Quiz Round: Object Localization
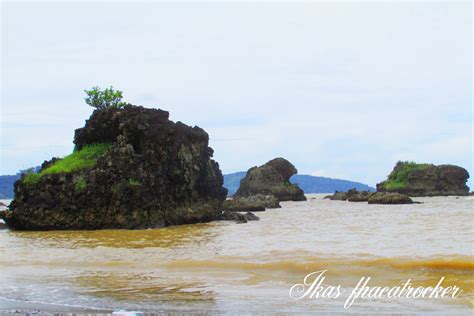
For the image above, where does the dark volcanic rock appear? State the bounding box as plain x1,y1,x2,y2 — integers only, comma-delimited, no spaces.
347,191,372,202
377,162,470,197
219,210,260,223
235,158,306,201
1,105,227,230
368,192,413,204
324,189,413,205
0,222,6,230
324,191,348,200
324,189,372,202
222,199,265,213
222,194,280,212
242,194,281,208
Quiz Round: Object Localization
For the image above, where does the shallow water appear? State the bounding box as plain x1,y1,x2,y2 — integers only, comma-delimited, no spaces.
0,195,472,313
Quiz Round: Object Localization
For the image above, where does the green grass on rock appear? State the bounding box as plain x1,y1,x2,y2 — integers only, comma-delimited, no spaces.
23,143,111,185
383,161,431,190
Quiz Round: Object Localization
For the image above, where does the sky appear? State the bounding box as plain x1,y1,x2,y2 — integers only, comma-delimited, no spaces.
1,1,472,188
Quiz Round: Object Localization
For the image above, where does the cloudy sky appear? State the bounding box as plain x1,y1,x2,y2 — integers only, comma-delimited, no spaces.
1,2,472,188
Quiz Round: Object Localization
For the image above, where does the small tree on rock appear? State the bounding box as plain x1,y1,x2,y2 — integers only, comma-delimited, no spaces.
84,86,126,110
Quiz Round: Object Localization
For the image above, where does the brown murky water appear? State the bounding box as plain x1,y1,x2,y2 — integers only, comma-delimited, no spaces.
0,195,472,313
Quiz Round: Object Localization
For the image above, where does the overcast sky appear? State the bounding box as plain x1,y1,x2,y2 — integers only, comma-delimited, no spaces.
1,2,472,188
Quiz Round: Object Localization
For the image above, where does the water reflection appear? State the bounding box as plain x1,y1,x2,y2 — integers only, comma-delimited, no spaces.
8,222,221,249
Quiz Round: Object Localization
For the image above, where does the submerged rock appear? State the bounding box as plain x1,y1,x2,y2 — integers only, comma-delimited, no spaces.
235,158,306,201
368,192,413,204
219,210,260,223
324,189,413,205
1,105,227,230
377,161,470,196
324,188,372,202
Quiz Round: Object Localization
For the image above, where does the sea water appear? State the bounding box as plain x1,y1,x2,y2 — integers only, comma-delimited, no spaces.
0,195,472,313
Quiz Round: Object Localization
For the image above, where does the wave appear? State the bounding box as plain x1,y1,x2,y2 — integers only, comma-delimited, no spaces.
163,256,474,274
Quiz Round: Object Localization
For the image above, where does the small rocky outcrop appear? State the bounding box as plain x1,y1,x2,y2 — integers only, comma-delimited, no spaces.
324,189,413,204
324,189,372,202
0,222,6,230
1,105,227,230
348,190,373,202
235,158,306,201
219,210,260,224
222,194,280,212
324,191,348,201
368,192,413,204
223,199,265,212
377,161,470,196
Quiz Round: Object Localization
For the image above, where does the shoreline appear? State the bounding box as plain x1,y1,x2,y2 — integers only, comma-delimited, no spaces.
0,298,112,314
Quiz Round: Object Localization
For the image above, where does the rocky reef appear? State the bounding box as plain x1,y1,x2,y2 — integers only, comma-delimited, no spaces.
1,105,227,230
324,189,414,204
219,210,260,224
377,161,470,196
235,158,306,202
222,194,280,212
367,192,413,205
324,189,372,202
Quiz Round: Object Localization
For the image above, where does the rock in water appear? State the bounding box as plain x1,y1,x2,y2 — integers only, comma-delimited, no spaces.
222,194,281,212
324,189,415,205
219,210,260,223
222,199,265,213
1,105,227,230
377,161,470,196
235,158,306,201
368,192,413,204
324,188,372,202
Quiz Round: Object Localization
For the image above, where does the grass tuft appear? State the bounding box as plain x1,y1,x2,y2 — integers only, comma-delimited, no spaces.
42,143,111,175
23,172,41,186
22,143,111,186
128,178,141,186
75,177,87,192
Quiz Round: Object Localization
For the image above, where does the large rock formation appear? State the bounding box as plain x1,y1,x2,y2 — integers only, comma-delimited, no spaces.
235,158,306,201
377,161,470,196
1,105,227,230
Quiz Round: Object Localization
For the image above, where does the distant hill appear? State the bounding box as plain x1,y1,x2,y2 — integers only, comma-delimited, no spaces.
0,167,40,199
224,172,374,196
0,174,19,199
